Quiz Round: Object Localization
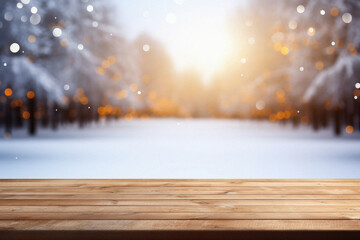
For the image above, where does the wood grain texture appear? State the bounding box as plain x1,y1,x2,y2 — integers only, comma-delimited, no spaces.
3,194,360,200
0,179,360,235
1,220,360,231
1,186,360,194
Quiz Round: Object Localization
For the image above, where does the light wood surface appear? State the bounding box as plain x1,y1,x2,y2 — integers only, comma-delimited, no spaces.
1,179,360,232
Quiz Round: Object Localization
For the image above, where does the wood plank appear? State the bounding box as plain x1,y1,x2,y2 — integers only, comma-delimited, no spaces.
1,212,360,220
0,199,359,206
2,194,360,200
1,186,360,194
2,179,360,182
1,205,360,213
1,179,360,236
2,180,360,187
1,220,360,231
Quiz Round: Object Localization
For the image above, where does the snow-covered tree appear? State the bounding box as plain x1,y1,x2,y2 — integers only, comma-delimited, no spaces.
264,0,360,134
215,0,360,134
0,0,139,134
0,0,66,134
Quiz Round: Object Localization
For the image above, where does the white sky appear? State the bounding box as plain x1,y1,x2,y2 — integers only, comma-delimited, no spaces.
113,0,243,80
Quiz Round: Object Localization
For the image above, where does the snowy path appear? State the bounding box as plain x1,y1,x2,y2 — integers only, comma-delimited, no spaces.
0,119,359,178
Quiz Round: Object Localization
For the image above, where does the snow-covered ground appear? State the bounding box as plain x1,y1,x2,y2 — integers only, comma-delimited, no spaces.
0,119,359,178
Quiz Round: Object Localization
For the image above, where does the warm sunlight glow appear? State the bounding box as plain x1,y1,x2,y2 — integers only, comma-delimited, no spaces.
170,22,232,81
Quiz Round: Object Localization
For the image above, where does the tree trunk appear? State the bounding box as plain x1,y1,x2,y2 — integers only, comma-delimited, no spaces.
343,103,354,127
51,103,60,130
28,96,37,135
41,98,49,128
68,99,77,124
319,107,328,128
15,105,23,128
4,99,12,136
310,104,319,131
333,107,341,136
0,103,3,127
78,103,85,128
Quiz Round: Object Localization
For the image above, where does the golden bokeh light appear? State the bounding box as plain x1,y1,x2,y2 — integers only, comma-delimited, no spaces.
345,125,354,134
80,96,88,105
102,60,111,68
315,61,324,70
4,88,13,97
22,111,30,119
280,46,289,55
116,90,128,99
330,7,339,17
27,91,35,99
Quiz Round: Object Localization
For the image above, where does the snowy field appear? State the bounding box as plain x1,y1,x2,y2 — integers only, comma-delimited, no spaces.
0,119,359,178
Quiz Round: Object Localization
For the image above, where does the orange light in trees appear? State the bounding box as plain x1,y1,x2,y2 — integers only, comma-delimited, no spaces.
269,114,277,122
27,91,35,99
280,46,289,55
116,90,128,99
104,105,113,114
4,88,12,97
330,8,339,17
276,112,285,120
22,111,30,119
346,125,354,134
124,113,134,121
315,61,324,70
97,107,106,116
102,60,111,68
80,96,88,105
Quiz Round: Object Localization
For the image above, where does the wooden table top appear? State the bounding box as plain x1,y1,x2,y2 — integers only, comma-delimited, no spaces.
0,179,360,239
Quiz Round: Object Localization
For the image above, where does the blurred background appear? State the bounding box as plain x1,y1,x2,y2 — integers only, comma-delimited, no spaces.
0,0,359,137
1,0,360,178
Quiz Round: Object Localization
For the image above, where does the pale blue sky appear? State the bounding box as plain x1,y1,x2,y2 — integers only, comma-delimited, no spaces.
114,0,242,39
113,0,244,79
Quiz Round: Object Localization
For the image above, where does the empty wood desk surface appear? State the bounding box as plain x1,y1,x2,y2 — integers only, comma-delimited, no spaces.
0,179,360,239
